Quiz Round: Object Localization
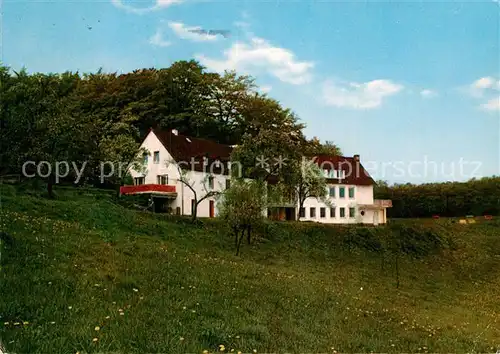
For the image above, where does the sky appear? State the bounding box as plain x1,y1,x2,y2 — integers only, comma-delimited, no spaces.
2,0,500,184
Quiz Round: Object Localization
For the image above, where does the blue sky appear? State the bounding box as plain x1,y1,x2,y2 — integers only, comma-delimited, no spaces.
3,0,499,184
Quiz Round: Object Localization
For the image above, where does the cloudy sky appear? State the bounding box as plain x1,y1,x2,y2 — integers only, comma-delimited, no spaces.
3,0,499,183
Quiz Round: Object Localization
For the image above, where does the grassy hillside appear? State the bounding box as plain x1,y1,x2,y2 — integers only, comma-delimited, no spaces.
1,185,499,353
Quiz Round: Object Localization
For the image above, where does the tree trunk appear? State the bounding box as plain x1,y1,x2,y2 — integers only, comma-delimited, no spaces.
191,203,198,223
236,229,244,256
246,225,251,244
47,176,55,199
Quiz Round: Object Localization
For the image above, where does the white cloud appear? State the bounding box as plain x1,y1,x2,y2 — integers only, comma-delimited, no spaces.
468,76,500,111
469,76,500,97
111,0,182,14
420,89,438,98
168,22,219,42
196,37,314,85
322,79,404,109
149,29,172,47
480,96,500,112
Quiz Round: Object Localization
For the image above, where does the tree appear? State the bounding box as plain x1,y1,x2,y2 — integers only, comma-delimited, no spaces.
308,137,342,156
290,157,331,220
218,179,267,256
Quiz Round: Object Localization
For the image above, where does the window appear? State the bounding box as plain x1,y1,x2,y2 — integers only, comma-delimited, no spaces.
339,186,345,198
349,207,356,218
323,169,329,177
299,208,305,218
328,169,336,178
329,186,336,197
225,178,231,189
157,175,168,185
340,207,346,218
208,176,214,190
310,207,316,218
330,207,336,218
153,151,160,164
320,207,326,218
348,187,355,198
134,177,144,185
142,153,148,164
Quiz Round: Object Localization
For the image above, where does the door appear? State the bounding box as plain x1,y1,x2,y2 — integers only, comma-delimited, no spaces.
373,210,379,226
209,200,215,218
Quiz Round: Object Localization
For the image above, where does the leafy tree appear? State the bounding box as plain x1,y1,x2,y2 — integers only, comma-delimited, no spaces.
218,179,267,255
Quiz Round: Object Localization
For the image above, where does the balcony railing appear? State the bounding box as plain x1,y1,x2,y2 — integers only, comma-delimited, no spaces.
373,199,392,207
120,184,176,196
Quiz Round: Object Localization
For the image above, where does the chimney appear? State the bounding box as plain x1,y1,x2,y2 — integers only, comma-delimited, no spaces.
353,154,360,162
171,129,178,136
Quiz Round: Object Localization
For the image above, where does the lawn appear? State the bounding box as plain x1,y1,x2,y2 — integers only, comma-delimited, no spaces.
0,184,499,353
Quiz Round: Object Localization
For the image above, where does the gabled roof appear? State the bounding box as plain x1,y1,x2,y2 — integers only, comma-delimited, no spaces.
151,129,233,174
313,154,375,186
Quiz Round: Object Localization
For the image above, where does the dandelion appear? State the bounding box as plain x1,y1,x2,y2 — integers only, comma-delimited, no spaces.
92,338,98,342
235,335,240,339
253,350,257,353
191,310,196,313
183,306,187,310
68,306,72,310
51,321,55,324
14,322,20,326
219,344,225,351
4,322,8,325
120,313,124,316
23,321,29,325
95,326,100,331
133,288,139,292
203,351,209,354
105,316,110,319
118,309,123,312
180,337,184,341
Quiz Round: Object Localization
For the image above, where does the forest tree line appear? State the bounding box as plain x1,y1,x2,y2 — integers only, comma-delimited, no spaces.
374,177,500,218
0,60,340,196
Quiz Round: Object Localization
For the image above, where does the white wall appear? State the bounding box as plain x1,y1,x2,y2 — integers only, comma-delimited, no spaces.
300,184,375,224
129,131,231,217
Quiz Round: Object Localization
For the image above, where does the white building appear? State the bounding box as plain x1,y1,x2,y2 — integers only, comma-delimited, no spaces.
294,155,391,225
124,129,391,224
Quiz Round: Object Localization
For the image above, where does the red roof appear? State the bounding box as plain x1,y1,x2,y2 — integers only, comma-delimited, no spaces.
150,130,374,185
312,155,375,186
152,129,233,175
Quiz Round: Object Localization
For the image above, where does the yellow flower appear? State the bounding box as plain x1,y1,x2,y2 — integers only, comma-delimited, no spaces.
14,322,20,325
95,326,100,331
23,321,29,325
219,344,225,352
180,337,184,341
3,322,9,325
92,338,98,342
203,351,209,354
